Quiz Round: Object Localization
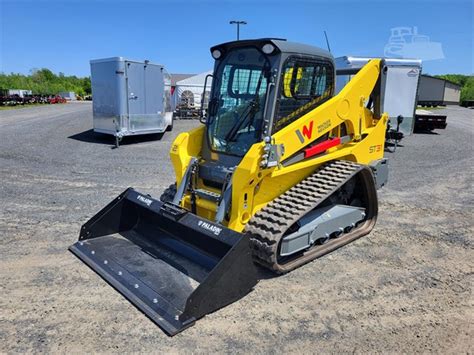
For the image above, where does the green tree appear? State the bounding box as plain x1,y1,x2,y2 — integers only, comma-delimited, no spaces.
460,76,474,101
0,68,91,96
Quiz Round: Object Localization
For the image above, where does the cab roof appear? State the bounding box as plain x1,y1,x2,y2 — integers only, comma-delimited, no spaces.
211,38,333,60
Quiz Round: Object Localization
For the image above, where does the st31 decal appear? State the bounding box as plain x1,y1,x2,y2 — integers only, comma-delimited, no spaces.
369,144,382,153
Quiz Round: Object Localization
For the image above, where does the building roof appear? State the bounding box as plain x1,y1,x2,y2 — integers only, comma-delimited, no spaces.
421,74,462,88
175,71,213,87
170,73,195,86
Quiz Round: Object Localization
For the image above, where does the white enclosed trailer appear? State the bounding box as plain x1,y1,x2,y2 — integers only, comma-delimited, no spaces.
90,57,173,146
336,56,422,137
8,89,32,97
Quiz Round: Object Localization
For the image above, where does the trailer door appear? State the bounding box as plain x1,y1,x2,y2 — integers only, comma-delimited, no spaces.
144,64,164,114
384,66,420,136
126,61,146,132
126,61,165,132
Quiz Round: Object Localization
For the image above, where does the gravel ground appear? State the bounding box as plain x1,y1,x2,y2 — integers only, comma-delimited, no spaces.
1,102,472,353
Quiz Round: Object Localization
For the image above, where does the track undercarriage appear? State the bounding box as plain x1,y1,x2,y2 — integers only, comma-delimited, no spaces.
245,160,378,273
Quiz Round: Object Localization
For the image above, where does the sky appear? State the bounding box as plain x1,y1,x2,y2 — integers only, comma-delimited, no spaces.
1,0,472,77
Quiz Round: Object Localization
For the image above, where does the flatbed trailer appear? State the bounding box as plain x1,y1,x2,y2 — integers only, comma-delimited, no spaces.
414,109,447,131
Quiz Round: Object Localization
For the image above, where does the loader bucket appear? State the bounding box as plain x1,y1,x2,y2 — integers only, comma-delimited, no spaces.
69,188,258,335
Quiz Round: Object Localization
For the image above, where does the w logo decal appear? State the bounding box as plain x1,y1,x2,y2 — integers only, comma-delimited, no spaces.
295,121,314,143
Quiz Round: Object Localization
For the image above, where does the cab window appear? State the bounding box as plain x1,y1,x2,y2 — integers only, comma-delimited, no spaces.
274,57,333,132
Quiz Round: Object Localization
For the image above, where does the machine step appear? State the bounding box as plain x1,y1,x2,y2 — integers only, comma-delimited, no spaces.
195,188,221,202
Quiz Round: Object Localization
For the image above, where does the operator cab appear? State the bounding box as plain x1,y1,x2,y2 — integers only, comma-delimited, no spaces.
200,38,335,188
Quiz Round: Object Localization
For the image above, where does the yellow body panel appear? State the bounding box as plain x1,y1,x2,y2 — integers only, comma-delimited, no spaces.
170,59,388,233
170,125,205,186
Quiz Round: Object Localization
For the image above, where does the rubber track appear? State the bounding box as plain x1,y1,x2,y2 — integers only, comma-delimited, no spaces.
245,160,366,273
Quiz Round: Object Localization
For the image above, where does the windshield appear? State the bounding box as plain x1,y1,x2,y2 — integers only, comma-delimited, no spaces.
207,47,270,156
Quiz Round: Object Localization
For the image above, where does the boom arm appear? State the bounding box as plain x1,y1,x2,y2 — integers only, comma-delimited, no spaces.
227,59,388,231
273,59,385,161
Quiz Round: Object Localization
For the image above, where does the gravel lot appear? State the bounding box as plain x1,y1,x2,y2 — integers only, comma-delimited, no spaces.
1,102,472,353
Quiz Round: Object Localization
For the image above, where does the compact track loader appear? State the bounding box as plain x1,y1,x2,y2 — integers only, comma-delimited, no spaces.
70,39,389,335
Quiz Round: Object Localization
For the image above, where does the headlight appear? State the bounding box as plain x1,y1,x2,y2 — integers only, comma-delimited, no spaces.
212,49,222,59
262,43,275,54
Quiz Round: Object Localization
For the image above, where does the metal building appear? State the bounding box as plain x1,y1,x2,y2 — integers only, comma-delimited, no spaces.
90,57,173,146
417,75,461,106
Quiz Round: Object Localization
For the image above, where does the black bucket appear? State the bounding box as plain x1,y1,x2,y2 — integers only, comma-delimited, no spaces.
69,188,258,335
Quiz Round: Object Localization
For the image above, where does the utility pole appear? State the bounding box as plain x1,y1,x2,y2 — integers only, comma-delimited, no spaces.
229,20,247,40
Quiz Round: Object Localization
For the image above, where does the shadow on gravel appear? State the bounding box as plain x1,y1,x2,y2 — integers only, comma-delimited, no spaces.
68,129,165,147
384,142,404,153
254,265,281,280
414,130,440,135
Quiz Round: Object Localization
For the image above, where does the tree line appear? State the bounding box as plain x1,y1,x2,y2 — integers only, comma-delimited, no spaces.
0,69,91,97
0,68,472,101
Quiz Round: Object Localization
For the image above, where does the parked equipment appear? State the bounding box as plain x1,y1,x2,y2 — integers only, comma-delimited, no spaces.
90,57,173,147
59,91,77,101
48,95,67,104
4,89,32,97
461,100,474,108
415,109,447,131
172,71,213,119
71,39,391,335
0,92,65,106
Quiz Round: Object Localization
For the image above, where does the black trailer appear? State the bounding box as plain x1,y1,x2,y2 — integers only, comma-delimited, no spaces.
414,109,447,131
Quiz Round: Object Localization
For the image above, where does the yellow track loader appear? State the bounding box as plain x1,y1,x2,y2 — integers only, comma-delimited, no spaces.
70,38,389,335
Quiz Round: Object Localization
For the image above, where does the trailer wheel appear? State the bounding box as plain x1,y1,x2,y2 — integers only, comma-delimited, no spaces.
166,119,173,132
